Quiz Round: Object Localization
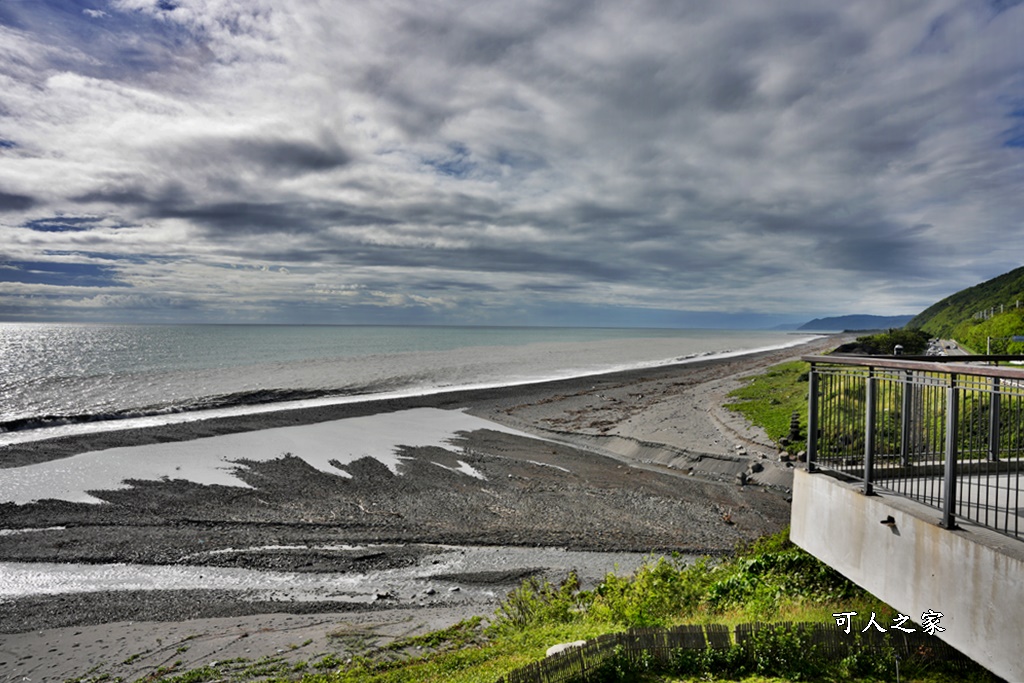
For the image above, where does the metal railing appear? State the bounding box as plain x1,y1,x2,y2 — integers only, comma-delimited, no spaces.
804,355,1024,539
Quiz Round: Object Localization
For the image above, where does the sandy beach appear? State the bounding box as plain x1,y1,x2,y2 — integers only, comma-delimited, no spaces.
0,335,844,682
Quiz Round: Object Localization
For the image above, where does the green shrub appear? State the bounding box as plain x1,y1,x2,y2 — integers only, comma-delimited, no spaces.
592,556,712,628
853,328,932,355
488,571,588,635
745,624,827,680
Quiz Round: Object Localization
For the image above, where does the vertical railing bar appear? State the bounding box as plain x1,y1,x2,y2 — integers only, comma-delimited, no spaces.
964,381,973,524
922,380,930,504
832,370,839,468
807,364,819,474
1016,401,1021,538
915,379,923,503
840,370,847,467
910,375,921,502
972,379,978,511
922,381,930,505
829,370,836,468
820,371,827,468
989,377,1001,462
989,378,1001,532
1012,389,1020,537
933,379,940,506
847,368,856,471
1011,389,1019,540
826,369,833,469
836,369,843,468
902,371,911,496
935,378,944,509
982,382,991,528
941,373,958,529
864,368,876,496
975,383,984,526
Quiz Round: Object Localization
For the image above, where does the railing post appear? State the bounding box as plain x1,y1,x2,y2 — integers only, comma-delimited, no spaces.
807,364,819,473
900,370,913,467
863,368,876,496
941,374,958,529
989,377,1001,462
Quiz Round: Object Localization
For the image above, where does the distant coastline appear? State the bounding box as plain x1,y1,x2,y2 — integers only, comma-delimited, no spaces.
0,325,820,447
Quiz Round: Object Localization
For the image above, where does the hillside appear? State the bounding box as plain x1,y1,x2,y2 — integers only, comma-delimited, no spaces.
908,265,1024,338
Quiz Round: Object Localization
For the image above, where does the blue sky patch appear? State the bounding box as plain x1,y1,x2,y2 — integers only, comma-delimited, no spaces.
1003,112,1024,148
989,0,1024,15
23,217,104,232
424,143,475,179
0,0,202,83
0,260,128,288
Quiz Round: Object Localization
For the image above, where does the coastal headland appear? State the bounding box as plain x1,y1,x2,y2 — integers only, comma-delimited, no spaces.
0,334,846,682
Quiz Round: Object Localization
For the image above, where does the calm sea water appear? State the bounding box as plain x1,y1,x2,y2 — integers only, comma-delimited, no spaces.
0,324,815,442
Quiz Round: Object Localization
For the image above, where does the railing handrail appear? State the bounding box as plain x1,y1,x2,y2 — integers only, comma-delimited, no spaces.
805,356,1024,539
802,355,1024,381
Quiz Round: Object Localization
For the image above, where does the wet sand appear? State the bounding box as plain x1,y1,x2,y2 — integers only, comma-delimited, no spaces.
0,334,845,682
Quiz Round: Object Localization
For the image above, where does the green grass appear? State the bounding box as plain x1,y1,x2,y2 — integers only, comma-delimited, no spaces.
726,361,810,450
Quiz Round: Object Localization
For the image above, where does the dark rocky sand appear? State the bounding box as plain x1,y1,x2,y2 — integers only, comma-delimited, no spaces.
0,335,845,682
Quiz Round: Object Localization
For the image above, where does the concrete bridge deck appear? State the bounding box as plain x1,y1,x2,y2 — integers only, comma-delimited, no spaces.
791,468,1024,681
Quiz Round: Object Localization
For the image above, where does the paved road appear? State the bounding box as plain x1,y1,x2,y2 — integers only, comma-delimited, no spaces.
936,339,968,356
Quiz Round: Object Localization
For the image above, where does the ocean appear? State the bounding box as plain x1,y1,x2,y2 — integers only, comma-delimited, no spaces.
0,323,815,445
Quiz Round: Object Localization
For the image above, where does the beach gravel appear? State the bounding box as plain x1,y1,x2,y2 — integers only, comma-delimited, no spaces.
0,335,846,682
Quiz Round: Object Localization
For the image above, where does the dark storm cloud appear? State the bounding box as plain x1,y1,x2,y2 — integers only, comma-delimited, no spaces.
0,191,37,212
230,138,352,173
167,136,354,177
152,199,395,235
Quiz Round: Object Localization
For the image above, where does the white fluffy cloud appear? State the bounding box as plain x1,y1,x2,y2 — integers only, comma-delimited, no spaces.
1,0,1023,325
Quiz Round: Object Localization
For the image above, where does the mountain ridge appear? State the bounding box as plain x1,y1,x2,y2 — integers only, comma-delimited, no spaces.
796,314,914,331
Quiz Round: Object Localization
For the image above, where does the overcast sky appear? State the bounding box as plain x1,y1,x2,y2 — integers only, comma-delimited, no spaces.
1,0,1022,328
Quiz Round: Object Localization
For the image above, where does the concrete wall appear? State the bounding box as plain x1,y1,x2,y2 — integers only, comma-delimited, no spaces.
790,468,1024,682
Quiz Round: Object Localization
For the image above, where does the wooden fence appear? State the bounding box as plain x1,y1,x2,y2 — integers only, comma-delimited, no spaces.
495,622,970,683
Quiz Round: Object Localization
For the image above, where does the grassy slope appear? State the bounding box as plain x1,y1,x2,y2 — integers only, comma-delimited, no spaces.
725,360,809,452
909,265,1024,338
953,308,1024,354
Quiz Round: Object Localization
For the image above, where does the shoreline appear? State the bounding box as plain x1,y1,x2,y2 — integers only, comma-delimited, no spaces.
0,334,829,469
0,334,847,682
0,332,823,451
